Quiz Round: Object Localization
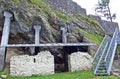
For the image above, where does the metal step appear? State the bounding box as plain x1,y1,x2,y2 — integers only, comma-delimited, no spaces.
96,70,107,73
98,67,106,70
95,73,108,76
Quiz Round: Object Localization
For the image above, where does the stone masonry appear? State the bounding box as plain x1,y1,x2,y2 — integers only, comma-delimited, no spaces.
68,52,93,72
10,51,54,76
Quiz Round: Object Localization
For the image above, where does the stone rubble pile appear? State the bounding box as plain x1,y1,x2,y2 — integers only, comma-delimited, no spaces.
68,52,93,72
10,51,54,76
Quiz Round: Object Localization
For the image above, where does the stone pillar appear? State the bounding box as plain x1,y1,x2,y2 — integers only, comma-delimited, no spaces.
33,25,41,55
0,11,13,70
33,25,41,45
61,27,67,43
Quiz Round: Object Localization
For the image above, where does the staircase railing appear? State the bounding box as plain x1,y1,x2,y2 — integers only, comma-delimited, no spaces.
94,42,108,74
93,35,111,68
104,28,119,75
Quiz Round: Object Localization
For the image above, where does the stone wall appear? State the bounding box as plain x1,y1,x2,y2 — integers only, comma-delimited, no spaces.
44,0,86,15
10,51,54,76
68,52,93,72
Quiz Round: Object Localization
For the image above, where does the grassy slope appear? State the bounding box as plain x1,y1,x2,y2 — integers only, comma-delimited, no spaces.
77,27,103,45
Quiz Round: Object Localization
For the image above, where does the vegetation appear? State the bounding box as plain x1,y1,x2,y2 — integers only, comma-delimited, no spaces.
0,69,119,79
29,0,51,10
29,0,51,19
12,0,106,46
12,0,20,5
75,14,105,45
117,45,120,55
75,14,106,34
53,10,72,22
95,0,116,22
77,27,103,45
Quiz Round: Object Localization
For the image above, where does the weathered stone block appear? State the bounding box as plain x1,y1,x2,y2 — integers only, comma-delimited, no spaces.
10,51,54,76
68,52,93,72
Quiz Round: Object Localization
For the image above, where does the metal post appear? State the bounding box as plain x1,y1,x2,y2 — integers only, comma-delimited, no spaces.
33,25,41,55
61,27,67,43
0,11,13,70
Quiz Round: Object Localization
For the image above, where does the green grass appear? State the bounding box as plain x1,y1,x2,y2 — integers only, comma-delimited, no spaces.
0,69,119,79
117,45,120,55
75,14,106,34
77,27,103,45
29,0,51,19
29,0,51,10
53,10,72,22
12,0,20,5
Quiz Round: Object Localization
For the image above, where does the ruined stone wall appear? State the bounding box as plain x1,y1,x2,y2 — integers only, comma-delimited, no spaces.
44,0,86,15
68,52,93,72
10,51,54,76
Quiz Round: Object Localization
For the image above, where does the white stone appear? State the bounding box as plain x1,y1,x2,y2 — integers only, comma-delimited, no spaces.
1,75,7,78
68,52,93,72
10,51,54,76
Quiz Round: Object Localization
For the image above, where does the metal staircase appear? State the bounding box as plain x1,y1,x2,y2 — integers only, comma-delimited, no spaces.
93,28,119,76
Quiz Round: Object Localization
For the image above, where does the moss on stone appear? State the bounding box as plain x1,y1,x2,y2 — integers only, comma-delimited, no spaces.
75,14,106,34
29,0,51,10
12,0,20,5
117,46,120,55
76,27,103,45
29,0,51,19
53,10,72,22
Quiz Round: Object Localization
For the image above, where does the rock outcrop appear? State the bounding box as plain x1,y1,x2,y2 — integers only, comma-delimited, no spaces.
89,15,119,35
44,0,86,15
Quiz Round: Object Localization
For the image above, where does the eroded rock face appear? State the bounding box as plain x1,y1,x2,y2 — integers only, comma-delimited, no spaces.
68,52,93,72
44,0,86,15
10,51,54,76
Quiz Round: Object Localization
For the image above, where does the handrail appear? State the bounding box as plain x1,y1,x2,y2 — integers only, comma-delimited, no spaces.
104,28,118,61
93,35,107,61
94,42,108,74
107,42,117,75
92,35,110,67
105,28,119,75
